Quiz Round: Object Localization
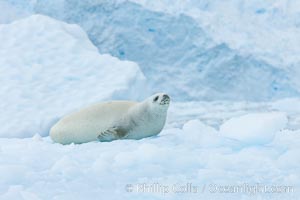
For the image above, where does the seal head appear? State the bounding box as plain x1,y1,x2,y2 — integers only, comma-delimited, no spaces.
98,93,170,141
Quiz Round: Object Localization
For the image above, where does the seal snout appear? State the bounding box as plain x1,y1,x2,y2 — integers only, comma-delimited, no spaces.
161,94,170,105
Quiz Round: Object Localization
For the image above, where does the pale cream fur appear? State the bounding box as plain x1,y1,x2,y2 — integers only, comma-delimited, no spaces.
50,93,170,144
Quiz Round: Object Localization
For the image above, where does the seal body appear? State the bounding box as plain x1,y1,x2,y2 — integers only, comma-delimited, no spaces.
50,93,170,144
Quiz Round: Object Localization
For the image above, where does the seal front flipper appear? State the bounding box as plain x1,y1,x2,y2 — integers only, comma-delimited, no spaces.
97,126,128,142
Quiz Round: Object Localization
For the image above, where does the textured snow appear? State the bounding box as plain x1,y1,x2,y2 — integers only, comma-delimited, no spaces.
132,0,300,67
130,0,300,98
0,101,299,200
0,14,146,138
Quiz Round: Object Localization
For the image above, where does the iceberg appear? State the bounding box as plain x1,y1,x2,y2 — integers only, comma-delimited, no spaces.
0,14,146,138
3,0,299,100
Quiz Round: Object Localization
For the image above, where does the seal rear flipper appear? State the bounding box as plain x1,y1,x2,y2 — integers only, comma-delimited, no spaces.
97,126,128,142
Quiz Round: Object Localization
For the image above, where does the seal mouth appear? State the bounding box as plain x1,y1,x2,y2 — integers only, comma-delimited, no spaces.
160,94,170,105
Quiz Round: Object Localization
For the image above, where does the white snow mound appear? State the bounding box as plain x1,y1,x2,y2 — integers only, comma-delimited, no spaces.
220,112,288,144
0,14,146,138
181,119,221,147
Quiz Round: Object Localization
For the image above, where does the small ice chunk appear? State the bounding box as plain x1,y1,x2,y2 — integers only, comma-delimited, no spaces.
220,112,287,145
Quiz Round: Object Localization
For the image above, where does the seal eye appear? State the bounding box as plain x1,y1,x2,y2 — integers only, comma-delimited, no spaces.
153,96,159,102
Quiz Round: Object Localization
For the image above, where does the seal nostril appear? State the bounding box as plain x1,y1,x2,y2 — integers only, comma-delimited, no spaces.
162,94,169,99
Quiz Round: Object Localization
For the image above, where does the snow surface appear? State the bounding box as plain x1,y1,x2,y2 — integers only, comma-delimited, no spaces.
220,112,287,145
0,101,299,200
0,14,146,138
